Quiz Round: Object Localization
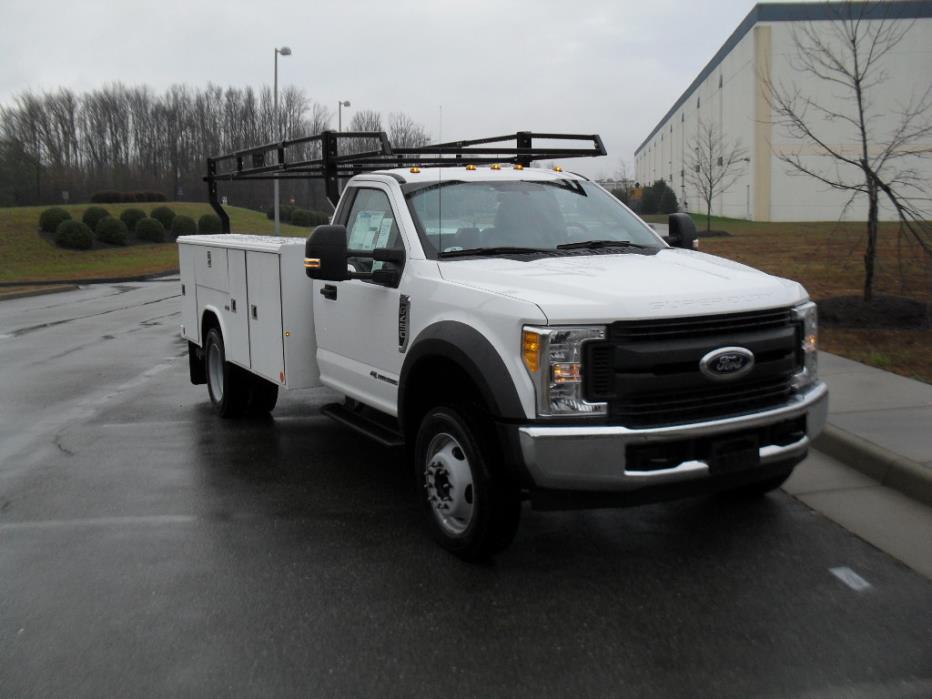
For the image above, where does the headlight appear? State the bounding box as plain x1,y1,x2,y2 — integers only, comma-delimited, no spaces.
522,325,607,417
791,301,818,390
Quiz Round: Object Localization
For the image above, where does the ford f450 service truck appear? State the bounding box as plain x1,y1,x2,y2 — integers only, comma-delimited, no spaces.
179,131,827,559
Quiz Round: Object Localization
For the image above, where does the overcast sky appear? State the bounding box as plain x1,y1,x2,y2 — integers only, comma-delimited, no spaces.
0,0,819,177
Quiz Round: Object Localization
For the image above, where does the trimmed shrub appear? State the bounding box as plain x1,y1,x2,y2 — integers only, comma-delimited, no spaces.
91,190,167,203
54,220,94,250
120,208,146,231
39,207,72,233
170,214,197,239
91,191,120,203
95,216,129,246
290,208,313,227
150,206,176,230
266,205,298,223
135,217,166,243
197,213,222,233
308,210,330,226
82,206,111,231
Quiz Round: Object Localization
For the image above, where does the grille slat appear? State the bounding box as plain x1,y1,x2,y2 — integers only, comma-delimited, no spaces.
611,308,793,341
613,377,793,421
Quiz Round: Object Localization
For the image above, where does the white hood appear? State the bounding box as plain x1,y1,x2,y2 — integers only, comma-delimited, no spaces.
438,249,807,324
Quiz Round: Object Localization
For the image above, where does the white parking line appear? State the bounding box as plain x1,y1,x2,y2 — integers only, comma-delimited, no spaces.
830,566,872,591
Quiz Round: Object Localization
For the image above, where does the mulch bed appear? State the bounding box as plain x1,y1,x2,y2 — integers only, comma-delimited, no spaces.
818,294,930,330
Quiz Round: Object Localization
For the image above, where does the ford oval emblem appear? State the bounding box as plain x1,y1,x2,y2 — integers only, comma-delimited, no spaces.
699,346,755,381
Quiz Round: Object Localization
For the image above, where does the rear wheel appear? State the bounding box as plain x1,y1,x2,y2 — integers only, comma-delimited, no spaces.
204,327,247,418
247,376,279,415
415,405,521,559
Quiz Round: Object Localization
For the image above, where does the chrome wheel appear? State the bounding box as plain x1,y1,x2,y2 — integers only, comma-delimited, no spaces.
424,432,475,536
207,341,224,402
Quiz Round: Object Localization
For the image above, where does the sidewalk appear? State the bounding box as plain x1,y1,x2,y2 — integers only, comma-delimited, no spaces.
815,352,932,505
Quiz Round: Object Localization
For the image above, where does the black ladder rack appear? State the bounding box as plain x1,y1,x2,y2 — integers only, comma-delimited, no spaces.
205,130,606,232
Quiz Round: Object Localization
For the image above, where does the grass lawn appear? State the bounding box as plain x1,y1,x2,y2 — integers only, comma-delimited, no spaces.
645,212,932,383
0,202,310,283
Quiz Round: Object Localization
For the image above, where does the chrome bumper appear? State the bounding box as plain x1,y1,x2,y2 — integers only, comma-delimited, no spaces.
517,382,828,491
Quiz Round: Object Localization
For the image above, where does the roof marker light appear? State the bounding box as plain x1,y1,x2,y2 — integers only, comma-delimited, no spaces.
514,164,525,170
490,163,501,170
553,165,563,172
465,164,477,171
409,166,421,173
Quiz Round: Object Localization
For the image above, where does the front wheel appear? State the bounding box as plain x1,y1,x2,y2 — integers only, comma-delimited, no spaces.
415,405,521,560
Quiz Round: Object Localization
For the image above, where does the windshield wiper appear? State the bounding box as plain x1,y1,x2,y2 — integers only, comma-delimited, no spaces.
439,246,550,258
556,239,652,250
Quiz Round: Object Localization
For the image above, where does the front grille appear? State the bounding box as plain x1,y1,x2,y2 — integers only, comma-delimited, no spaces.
584,306,800,428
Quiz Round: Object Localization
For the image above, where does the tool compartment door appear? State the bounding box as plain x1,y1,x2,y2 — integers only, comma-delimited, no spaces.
246,251,285,384
178,243,198,343
225,249,250,366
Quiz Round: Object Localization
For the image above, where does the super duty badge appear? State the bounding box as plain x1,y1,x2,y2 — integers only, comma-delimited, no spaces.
398,295,410,353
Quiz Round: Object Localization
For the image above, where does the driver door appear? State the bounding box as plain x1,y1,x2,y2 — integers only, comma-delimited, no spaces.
313,185,408,416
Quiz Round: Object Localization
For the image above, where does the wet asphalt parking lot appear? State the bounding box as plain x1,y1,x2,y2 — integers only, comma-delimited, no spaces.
0,280,930,697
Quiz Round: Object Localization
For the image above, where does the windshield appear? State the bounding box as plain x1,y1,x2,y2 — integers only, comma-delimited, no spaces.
404,178,663,258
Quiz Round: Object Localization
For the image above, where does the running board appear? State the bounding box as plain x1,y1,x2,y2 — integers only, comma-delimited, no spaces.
321,403,406,448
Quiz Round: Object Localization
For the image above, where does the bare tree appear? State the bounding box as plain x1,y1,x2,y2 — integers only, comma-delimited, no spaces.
345,109,383,154
686,119,747,231
387,112,430,148
611,157,635,205
764,1,932,302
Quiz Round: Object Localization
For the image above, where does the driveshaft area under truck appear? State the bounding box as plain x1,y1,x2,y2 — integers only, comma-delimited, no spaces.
178,131,827,558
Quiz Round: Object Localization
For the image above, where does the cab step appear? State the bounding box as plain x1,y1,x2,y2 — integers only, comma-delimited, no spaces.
321,402,405,448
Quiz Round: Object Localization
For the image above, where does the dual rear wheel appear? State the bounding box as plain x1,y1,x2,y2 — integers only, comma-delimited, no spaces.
204,327,278,418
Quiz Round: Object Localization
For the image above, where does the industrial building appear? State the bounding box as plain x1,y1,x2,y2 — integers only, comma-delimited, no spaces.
634,1,932,221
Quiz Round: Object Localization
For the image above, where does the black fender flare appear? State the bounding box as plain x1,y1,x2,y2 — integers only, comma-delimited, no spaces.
398,321,525,433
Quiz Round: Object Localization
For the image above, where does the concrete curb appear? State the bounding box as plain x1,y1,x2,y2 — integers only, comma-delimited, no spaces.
0,285,79,301
0,270,179,288
814,424,932,507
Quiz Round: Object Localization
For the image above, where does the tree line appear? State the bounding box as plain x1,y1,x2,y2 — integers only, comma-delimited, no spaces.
0,83,430,211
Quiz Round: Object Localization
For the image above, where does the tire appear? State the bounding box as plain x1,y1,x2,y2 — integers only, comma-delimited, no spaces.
415,405,521,560
246,376,279,415
204,327,247,418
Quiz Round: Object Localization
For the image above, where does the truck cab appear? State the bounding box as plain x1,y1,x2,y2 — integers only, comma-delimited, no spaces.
180,131,827,559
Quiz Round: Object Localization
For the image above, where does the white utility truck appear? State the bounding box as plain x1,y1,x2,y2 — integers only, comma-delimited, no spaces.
179,131,827,558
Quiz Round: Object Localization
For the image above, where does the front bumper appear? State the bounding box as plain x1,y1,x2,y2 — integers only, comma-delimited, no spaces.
517,381,828,492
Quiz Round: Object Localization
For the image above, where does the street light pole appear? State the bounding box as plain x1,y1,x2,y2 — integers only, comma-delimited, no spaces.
273,46,292,236
338,100,351,131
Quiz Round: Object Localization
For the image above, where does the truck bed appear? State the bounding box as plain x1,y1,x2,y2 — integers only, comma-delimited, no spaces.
177,234,320,390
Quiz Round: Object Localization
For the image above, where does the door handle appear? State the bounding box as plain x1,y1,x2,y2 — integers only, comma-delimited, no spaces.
320,284,338,300
251,304,258,319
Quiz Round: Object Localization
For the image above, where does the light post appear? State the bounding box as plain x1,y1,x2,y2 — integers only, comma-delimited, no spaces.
273,45,292,235
338,100,351,131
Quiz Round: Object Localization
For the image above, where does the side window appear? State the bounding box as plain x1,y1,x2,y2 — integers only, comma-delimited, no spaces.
343,188,403,252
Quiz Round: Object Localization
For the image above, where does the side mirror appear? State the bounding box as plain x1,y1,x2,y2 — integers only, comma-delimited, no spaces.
666,213,698,250
305,225,349,281
370,247,405,288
